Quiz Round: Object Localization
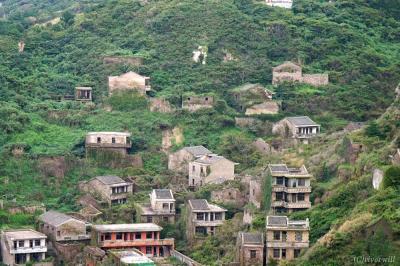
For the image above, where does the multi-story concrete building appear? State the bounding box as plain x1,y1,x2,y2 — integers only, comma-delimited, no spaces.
85,132,132,156
168,146,213,173
186,199,226,241
272,116,320,144
266,216,309,261
80,175,133,205
0,229,47,265
188,155,236,188
108,71,151,96
267,164,312,214
38,210,91,242
236,232,264,266
137,189,176,224
91,223,174,258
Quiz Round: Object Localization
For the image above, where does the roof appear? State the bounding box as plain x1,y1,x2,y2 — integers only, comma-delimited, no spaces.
194,154,234,165
188,199,227,212
273,61,301,71
268,164,310,177
94,175,128,185
75,87,92,90
286,116,319,127
86,132,131,137
92,223,162,233
154,189,174,200
39,210,83,227
110,249,155,265
84,246,106,257
268,164,289,173
110,71,149,79
183,146,212,157
2,229,46,240
267,216,288,226
239,232,264,245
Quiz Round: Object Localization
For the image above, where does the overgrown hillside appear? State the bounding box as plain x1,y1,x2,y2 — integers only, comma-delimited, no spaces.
0,0,399,265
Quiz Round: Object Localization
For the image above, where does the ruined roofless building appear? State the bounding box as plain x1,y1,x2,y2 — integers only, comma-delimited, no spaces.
182,95,214,112
272,61,329,87
267,164,312,214
266,216,310,261
236,232,264,266
108,71,151,96
85,132,131,156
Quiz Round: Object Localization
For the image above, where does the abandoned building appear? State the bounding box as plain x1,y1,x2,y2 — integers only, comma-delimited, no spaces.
108,249,155,266
266,216,310,261
108,71,151,96
272,61,329,86
188,154,237,188
38,210,91,242
0,229,47,265
344,122,365,132
91,223,174,257
137,189,176,224
249,178,262,209
210,187,246,207
149,98,174,113
103,56,143,66
75,87,92,102
231,83,279,115
266,0,293,8
363,217,393,241
182,95,214,112
85,132,132,156
168,145,213,173
186,199,226,241
253,138,273,155
236,232,264,266
272,116,320,144
267,164,312,213
83,246,106,266
80,175,133,205
391,149,400,165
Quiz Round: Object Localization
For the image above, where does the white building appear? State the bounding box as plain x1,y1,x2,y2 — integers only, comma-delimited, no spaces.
266,0,293,9
0,229,47,265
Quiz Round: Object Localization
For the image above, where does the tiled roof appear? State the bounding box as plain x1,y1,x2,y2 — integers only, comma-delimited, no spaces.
286,116,319,127
183,146,212,157
269,164,289,173
189,199,210,210
95,175,127,185
39,210,79,227
267,216,288,226
240,232,263,244
194,155,226,165
154,189,174,199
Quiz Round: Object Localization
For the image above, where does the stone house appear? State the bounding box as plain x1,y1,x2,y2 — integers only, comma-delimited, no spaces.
108,71,151,96
0,229,47,265
252,138,273,155
149,98,173,113
210,187,246,207
391,149,400,165
266,216,309,261
266,0,293,9
363,217,393,240
168,145,213,173
272,61,328,86
188,154,237,188
38,210,91,242
80,175,133,205
75,87,92,102
103,56,143,66
91,223,174,257
186,199,226,242
83,246,106,266
137,189,176,224
267,164,312,214
182,95,214,112
272,116,320,144
231,83,279,115
236,232,264,266
85,132,131,156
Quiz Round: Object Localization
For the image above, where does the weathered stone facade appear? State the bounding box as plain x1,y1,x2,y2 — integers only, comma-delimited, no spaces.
211,187,246,207
149,98,174,113
168,146,212,173
182,95,214,112
236,232,264,266
108,71,151,96
272,61,328,86
85,132,131,156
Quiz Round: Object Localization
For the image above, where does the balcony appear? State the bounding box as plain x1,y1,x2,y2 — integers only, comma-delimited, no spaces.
271,201,288,208
272,186,311,193
10,246,47,254
99,238,174,248
194,219,224,227
266,241,309,249
86,142,131,149
287,202,311,209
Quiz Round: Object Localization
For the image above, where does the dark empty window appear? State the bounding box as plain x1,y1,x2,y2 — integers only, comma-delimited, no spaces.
273,231,280,240
250,250,257,258
298,179,305,186
273,249,280,258
97,137,101,143
277,177,284,185
111,137,116,144
146,232,153,239
104,233,111,240
282,249,286,259
135,233,142,239
146,246,152,254
294,249,301,258
205,97,208,101
116,233,123,240
215,213,222,220
163,216,169,222
298,193,305,201
197,213,204,220
276,192,284,201
147,216,153,223
295,231,302,241
187,97,191,101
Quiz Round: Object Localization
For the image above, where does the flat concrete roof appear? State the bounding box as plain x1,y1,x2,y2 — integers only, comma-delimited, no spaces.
92,223,162,233
87,132,131,136
3,229,46,240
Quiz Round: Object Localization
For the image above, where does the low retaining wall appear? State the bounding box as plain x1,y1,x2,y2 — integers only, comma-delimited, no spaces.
171,250,203,266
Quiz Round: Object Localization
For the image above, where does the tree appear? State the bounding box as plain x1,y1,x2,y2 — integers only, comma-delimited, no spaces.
383,166,400,190
61,11,75,26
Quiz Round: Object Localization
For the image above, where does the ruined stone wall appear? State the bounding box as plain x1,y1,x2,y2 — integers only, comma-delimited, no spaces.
182,96,214,111
272,71,302,85
302,74,329,86
168,149,194,173
149,98,173,113
103,56,143,66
